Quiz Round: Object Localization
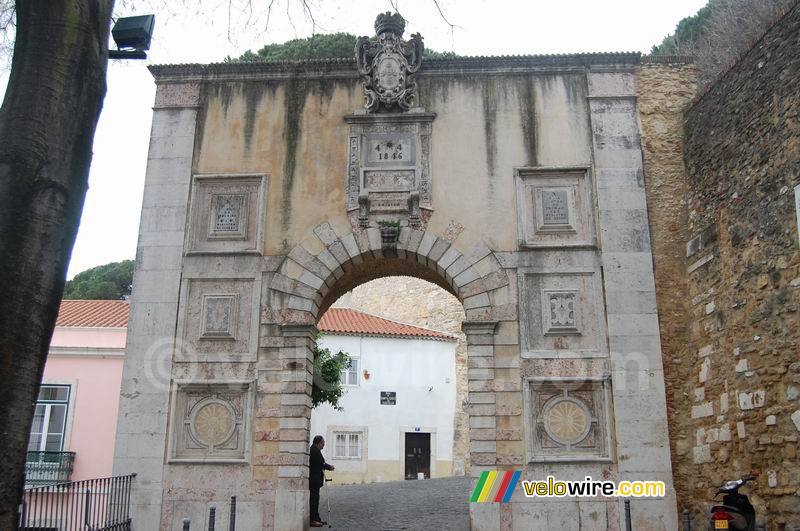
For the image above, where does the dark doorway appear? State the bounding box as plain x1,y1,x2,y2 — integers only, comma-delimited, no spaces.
404,432,431,480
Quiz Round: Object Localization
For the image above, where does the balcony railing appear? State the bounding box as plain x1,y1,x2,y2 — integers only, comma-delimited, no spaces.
25,451,75,487
18,474,136,531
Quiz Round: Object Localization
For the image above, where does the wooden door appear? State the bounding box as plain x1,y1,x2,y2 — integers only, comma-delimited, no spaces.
404,432,431,479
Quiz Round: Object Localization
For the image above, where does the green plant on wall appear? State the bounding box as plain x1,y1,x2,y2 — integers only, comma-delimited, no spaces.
377,219,401,228
311,335,352,411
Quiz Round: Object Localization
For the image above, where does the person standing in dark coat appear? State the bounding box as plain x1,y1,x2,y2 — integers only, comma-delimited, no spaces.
309,435,334,527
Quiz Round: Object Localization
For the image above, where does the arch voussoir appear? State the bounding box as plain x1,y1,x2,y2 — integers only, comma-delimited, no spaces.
339,233,362,264
288,245,333,286
315,248,343,281
459,269,510,300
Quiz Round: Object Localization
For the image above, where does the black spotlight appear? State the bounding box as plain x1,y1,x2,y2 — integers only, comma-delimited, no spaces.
109,15,155,60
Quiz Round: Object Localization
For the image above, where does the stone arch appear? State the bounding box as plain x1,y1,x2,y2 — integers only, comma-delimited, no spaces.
262,221,515,529
266,221,512,326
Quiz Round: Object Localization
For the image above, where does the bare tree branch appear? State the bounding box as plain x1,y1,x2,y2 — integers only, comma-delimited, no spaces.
431,0,454,29
665,0,794,87
299,0,316,35
265,0,276,32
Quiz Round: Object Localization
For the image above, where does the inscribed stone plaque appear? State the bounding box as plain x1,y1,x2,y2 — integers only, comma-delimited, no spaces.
542,190,570,225
364,170,415,191
370,192,409,212
364,134,415,166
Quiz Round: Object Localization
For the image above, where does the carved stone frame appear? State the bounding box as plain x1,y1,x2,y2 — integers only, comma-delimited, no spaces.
519,267,608,358
514,166,596,248
175,275,262,362
167,380,255,464
185,173,267,255
345,112,435,220
523,376,613,463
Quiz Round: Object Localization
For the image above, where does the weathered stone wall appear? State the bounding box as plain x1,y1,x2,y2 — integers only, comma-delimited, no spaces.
637,58,698,524
332,276,470,476
679,4,800,528
119,50,678,530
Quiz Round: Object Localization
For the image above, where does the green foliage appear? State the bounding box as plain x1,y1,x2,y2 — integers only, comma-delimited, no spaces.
228,32,357,62
311,336,352,411
651,1,716,54
63,260,134,300
377,219,401,228
226,32,458,62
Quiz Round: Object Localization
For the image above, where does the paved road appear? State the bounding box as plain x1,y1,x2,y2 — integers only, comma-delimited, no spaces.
319,476,471,531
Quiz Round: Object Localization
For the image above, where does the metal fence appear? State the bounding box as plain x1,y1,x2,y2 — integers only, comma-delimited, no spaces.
25,452,76,487
18,474,136,531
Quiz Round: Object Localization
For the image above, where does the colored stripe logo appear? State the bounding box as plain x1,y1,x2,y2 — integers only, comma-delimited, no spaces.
470,471,521,502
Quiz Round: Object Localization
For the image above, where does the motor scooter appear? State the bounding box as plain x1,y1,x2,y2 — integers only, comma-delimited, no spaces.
709,475,757,530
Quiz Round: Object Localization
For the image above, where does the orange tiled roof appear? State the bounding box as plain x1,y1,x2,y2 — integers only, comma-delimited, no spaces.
56,300,130,328
318,308,456,341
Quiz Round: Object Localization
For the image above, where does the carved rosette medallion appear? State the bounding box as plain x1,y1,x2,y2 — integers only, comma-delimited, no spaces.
527,380,611,462
355,12,423,112
542,397,591,446
191,400,236,447
171,383,252,462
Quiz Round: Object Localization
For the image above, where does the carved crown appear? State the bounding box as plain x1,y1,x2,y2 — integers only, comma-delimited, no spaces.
374,11,405,36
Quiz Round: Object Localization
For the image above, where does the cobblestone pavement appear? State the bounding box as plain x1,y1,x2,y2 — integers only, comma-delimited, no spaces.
318,476,471,531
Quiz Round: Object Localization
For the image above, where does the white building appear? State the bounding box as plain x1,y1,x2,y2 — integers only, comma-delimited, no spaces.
311,308,458,484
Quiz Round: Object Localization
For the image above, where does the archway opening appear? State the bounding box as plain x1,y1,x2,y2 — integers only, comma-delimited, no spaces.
309,273,471,528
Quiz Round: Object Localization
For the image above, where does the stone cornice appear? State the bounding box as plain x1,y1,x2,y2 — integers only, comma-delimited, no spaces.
148,52,644,83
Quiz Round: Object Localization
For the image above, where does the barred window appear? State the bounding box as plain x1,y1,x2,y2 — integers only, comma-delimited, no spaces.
333,431,361,459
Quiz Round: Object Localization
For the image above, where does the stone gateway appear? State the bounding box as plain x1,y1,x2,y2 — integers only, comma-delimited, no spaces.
115,12,687,531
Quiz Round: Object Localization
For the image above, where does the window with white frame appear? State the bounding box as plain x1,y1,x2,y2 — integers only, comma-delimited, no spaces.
333,432,361,459
340,358,359,386
27,385,70,454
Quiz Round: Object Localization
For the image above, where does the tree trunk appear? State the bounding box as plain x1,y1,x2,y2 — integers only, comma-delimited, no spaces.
0,0,113,527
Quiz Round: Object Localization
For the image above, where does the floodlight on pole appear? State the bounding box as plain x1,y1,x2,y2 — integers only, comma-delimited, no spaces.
109,15,155,60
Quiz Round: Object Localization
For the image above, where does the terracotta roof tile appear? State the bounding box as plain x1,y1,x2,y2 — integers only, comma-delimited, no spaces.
318,308,456,341
56,300,130,328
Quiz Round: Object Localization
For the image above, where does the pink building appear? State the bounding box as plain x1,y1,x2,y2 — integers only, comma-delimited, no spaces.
26,300,129,486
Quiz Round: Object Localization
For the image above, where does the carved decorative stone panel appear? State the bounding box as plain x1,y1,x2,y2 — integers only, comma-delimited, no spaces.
355,12,423,112
170,382,253,462
177,278,259,361
519,270,607,358
187,174,266,254
525,378,612,462
200,294,239,339
544,290,578,333
345,114,434,228
514,167,595,247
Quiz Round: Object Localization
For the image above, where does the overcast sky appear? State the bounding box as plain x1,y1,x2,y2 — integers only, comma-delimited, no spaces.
0,0,706,279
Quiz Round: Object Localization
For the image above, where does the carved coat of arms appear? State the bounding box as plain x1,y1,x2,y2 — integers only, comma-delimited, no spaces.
355,12,424,112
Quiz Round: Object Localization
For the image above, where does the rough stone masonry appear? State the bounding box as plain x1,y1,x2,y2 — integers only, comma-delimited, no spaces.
661,3,800,529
